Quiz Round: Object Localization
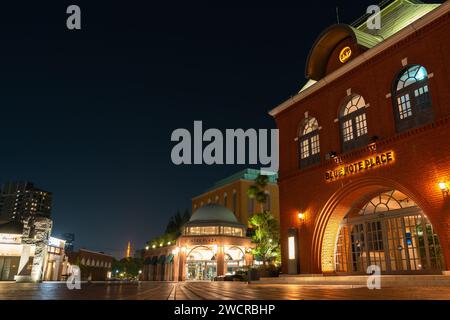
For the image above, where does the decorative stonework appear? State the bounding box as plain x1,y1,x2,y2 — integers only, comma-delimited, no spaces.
19,216,53,282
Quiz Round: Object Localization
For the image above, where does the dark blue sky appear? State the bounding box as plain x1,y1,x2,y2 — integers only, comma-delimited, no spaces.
1,0,436,258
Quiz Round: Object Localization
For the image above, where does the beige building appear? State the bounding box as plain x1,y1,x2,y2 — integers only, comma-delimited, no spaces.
143,204,255,281
192,169,279,227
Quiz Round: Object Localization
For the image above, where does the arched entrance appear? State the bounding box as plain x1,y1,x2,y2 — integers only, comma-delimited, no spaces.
224,246,245,275
334,190,444,274
185,246,217,281
312,178,446,274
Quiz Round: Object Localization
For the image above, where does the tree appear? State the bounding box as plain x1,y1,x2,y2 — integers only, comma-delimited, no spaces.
248,211,280,266
111,257,144,278
165,209,191,237
247,174,280,266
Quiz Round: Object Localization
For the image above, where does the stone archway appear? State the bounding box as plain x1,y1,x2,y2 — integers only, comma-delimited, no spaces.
311,177,437,274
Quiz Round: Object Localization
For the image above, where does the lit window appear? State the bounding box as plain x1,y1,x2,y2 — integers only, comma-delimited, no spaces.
298,117,320,168
394,65,433,132
300,139,309,159
342,119,353,142
397,94,412,119
339,94,368,152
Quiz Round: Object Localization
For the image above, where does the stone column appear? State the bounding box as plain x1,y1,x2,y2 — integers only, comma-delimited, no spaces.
216,247,225,277
179,250,186,281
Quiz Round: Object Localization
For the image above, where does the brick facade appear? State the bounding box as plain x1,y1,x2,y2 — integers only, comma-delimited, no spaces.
271,3,450,274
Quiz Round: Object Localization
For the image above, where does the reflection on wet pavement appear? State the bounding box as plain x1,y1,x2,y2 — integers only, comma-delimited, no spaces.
0,281,449,300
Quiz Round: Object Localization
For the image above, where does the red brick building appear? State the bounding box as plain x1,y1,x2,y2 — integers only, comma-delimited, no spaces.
67,249,112,281
270,0,450,275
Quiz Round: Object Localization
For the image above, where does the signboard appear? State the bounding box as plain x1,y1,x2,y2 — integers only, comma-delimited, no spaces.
325,151,394,181
0,233,22,244
339,46,352,63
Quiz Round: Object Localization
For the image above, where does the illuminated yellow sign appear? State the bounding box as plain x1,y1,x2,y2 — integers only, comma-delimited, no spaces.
325,151,394,181
339,46,352,63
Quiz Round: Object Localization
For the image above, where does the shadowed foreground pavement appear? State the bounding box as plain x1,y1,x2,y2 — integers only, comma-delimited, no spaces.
0,281,450,300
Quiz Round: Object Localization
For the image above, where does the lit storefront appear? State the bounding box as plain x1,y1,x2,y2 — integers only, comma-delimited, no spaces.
269,0,450,275
43,237,68,281
0,222,28,281
0,219,70,282
143,204,254,281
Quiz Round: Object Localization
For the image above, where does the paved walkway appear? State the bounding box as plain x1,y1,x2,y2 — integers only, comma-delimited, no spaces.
0,281,449,300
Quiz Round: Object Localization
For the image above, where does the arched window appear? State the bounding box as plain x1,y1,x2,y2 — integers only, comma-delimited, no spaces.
393,65,433,132
339,94,368,152
298,117,320,168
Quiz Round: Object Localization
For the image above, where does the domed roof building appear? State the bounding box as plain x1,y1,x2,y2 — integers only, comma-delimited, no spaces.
183,204,246,237
143,204,255,282
188,204,239,223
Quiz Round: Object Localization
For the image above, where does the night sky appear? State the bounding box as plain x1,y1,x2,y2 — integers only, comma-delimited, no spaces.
0,0,438,258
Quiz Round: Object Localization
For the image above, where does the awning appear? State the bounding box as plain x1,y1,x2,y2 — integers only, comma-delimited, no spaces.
166,254,174,263
150,256,158,265
157,255,166,264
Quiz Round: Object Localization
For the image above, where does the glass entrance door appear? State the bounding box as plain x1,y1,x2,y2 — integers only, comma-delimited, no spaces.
186,261,216,280
335,190,444,274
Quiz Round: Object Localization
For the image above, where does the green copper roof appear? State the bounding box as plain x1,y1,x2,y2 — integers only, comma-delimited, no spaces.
189,204,239,223
303,0,441,83
205,168,277,192
354,0,440,41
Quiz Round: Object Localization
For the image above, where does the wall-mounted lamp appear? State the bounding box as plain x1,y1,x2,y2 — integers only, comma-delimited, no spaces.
439,182,449,197
325,151,337,160
297,212,305,221
145,245,149,250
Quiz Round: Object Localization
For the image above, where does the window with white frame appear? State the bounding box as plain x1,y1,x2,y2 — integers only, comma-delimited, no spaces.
298,117,320,168
393,65,433,132
339,94,368,152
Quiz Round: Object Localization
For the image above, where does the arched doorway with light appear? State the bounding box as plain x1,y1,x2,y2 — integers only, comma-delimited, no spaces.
334,190,445,274
185,246,217,281
224,246,245,275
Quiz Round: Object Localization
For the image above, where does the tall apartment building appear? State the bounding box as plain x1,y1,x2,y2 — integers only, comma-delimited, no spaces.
0,182,52,223
192,169,279,227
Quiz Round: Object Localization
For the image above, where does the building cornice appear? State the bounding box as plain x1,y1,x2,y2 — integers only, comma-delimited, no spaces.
269,1,449,118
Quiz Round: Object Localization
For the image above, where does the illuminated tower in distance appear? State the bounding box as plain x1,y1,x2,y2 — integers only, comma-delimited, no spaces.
125,241,132,258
